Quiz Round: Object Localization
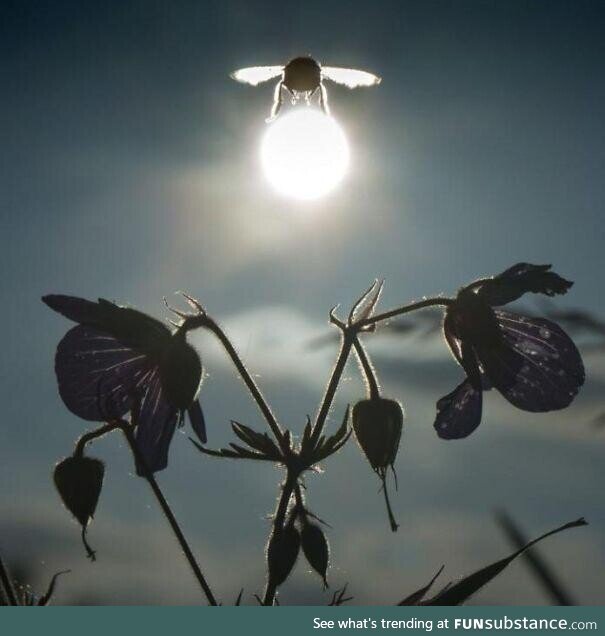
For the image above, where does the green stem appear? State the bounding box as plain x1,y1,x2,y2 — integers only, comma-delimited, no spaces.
262,471,297,606
122,426,218,606
203,317,286,451
294,482,305,513
310,298,449,446
381,475,399,533
74,421,121,457
361,297,452,327
353,337,380,400
310,331,355,445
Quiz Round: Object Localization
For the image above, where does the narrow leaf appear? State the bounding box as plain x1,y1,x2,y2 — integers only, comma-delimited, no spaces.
423,518,587,606
37,570,70,606
398,565,444,605
231,421,280,457
496,511,575,606
190,439,274,462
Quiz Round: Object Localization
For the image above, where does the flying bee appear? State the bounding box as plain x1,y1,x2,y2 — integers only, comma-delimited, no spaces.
231,56,381,121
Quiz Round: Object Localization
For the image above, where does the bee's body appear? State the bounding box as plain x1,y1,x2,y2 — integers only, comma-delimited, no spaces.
231,56,381,121
283,56,321,92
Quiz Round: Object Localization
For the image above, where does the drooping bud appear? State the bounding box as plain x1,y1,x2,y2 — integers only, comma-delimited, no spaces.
301,521,330,588
352,397,403,532
266,523,300,589
352,398,403,476
53,455,104,560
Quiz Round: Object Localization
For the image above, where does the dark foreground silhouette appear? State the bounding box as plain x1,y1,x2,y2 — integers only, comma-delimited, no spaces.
2,263,588,606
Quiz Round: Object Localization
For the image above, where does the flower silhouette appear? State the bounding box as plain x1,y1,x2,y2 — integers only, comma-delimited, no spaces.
435,264,585,439
42,294,207,472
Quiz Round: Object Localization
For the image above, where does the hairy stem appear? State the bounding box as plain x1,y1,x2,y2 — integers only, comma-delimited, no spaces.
202,317,286,450
381,476,399,532
311,331,355,445
262,470,297,606
74,421,122,457
310,298,450,444
353,337,380,400
294,481,305,512
361,297,452,327
0,555,18,606
122,426,218,606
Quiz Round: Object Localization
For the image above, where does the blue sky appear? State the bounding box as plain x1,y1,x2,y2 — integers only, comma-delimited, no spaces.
1,0,604,604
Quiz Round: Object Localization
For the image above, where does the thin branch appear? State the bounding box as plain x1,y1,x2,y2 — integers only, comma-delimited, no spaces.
262,471,297,606
353,337,380,400
381,477,399,532
294,481,305,513
310,331,355,445
202,316,286,450
361,297,452,327
122,426,218,606
310,298,450,444
74,421,122,457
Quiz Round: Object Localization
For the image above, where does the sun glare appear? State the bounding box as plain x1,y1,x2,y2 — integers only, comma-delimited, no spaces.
260,109,350,201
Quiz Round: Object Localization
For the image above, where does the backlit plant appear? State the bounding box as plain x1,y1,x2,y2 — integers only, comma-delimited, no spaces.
30,263,587,606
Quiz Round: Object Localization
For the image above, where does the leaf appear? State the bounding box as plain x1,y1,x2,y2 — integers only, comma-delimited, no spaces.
422,518,587,606
37,570,70,606
315,430,352,462
327,405,350,448
398,565,444,605
477,263,573,306
231,421,281,458
496,511,574,606
314,406,352,460
190,438,274,462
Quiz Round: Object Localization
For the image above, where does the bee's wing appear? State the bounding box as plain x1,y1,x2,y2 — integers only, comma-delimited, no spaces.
321,67,381,88
230,66,284,86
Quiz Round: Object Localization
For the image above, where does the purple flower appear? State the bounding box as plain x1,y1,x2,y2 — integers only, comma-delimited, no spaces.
43,295,207,472
435,264,585,439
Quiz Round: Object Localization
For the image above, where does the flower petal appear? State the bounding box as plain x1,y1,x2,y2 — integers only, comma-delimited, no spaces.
477,264,573,306
477,311,584,412
434,379,483,439
55,325,153,421
188,400,207,444
43,294,171,348
134,369,179,474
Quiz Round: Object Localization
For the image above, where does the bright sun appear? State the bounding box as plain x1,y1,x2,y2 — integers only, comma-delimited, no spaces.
260,109,350,201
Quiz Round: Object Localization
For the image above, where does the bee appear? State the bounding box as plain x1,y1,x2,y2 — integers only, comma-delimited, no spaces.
231,56,381,121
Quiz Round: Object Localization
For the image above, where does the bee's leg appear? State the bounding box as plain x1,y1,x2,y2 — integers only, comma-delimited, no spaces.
319,83,330,116
266,81,284,122
309,86,320,107
285,86,298,106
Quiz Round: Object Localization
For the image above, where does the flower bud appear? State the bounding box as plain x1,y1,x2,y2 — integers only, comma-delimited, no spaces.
352,397,403,532
54,455,104,526
301,522,330,588
267,523,300,588
352,398,403,476
54,455,104,559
